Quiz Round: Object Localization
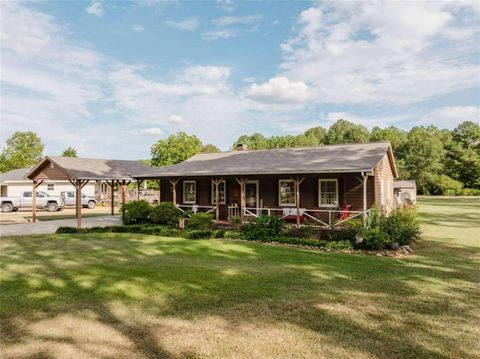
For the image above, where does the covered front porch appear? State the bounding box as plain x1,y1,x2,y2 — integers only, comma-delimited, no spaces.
137,173,375,228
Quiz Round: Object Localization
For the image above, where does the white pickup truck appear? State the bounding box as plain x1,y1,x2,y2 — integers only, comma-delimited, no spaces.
0,191,65,212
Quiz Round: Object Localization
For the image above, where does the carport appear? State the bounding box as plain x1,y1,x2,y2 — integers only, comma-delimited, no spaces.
25,156,150,228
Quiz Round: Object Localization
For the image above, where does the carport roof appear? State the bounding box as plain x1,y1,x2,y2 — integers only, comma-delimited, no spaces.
25,156,150,181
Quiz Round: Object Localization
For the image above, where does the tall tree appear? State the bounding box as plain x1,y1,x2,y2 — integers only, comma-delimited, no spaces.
370,126,407,151
304,126,326,145
201,144,221,153
0,131,44,172
61,147,78,157
232,133,269,150
443,121,480,189
401,127,445,194
151,132,203,167
325,119,370,144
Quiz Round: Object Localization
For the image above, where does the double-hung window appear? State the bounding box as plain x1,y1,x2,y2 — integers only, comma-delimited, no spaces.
183,181,196,204
318,179,338,207
211,180,226,205
279,179,296,206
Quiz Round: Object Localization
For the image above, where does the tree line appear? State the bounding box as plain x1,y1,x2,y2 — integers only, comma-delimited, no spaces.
1,119,479,195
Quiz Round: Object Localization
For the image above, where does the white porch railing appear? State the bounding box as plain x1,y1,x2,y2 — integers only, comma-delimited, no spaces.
176,204,216,217
228,206,371,229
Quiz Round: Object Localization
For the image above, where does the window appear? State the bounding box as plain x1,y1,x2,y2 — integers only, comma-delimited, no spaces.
23,191,32,198
211,180,226,205
47,183,55,191
278,179,296,206
183,181,196,204
318,179,338,207
68,191,75,198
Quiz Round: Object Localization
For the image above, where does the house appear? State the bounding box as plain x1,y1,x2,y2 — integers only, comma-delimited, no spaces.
0,167,96,198
394,180,417,207
133,142,398,228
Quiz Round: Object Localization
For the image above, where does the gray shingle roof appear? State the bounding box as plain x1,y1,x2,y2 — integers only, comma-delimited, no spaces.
26,156,150,180
0,167,31,183
135,142,394,178
394,180,416,189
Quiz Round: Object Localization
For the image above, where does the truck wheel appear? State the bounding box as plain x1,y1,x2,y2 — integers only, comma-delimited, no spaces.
47,202,58,212
1,203,13,213
87,200,96,209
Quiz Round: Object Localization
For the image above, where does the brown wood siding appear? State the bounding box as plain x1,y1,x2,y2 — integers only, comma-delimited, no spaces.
32,161,72,180
374,155,395,213
156,173,377,218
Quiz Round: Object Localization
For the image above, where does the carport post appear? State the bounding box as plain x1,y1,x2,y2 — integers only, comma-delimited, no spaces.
32,180,37,223
121,180,126,208
136,179,142,201
76,179,82,228
109,180,115,215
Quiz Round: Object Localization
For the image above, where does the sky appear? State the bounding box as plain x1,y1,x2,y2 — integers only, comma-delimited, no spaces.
1,0,479,159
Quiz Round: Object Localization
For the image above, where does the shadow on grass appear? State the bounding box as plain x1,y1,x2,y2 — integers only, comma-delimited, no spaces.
1,231,479,358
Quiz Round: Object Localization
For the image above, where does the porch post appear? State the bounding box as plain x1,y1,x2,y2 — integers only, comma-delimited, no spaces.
169,179,179,205
213,178,223,223
32,180,37,223
294,177,305,228
235,178,247,224
362,172,368,227
136,179,142,201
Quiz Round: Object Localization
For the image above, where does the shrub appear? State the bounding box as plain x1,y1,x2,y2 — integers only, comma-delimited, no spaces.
272,236,327,248
184,229,213,239
88,226,110,233
325,240,353,251
213,229,225,238
361,226,389,250
150,202,180,226
122,200,152,225
223,230,242,239
285,225,319,239
56,226,80,233
381,207,421,245
242,215,286,240
330,219,363,243
186,212,214,230
111,225,143,233
228,216,242,229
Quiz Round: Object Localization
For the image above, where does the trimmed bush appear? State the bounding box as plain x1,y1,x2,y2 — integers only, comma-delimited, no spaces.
184,229,213,239
213,229,225,238
325,240,353,251
122,200,152,225
381,207,420,245
361,226,389,250
150,202,180,226
56,226,81,233
186,212,214,230
223,230,242,239
242,215,286,240
285,225,319,239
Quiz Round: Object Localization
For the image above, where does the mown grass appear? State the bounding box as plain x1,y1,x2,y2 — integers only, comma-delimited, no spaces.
0,197,479,358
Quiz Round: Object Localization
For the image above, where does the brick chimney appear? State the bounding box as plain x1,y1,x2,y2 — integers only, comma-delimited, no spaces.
236,143,248,151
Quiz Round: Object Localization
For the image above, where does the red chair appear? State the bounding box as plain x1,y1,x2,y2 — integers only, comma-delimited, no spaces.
338,205,352,220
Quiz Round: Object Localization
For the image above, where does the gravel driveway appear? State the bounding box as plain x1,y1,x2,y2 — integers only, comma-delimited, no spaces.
0,215,122,236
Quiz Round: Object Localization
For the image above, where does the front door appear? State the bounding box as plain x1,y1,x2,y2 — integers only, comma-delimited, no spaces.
245,181,259,215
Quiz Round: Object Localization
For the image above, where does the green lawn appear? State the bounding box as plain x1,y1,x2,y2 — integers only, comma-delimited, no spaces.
1,197,479,359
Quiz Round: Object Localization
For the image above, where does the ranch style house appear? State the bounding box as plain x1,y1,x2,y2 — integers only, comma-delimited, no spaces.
134,142,398,228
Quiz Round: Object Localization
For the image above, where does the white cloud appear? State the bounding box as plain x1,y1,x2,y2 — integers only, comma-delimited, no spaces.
246,77,310,104
86,1,103,17
279,2,480,105
132,24,145,32
140,127,163,136
216,0,236,12
201,29,238,41
420,106,480,129
165,17,199,31
167,115,183,124
212,15,262,27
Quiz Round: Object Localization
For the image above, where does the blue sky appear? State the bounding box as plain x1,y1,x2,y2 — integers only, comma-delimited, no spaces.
1,0,479,159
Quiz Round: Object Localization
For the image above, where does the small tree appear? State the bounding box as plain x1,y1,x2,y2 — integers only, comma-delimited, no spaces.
151,132,203,167
61,147,78,157
0,131,44,172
